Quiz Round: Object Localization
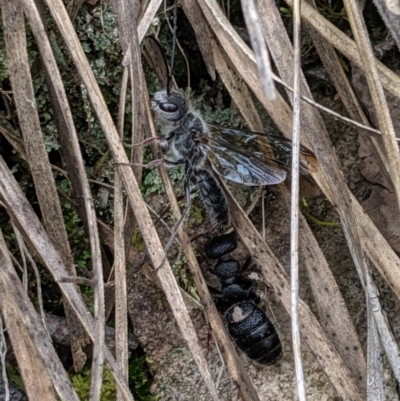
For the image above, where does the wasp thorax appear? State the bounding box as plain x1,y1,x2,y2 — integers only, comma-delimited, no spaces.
151,89,188,122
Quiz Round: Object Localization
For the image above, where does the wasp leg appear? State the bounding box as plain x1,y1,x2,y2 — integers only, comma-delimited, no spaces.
122,136,162,148
164,159,185,169
117,159,164,169
155,164,194,270
117,158,185,169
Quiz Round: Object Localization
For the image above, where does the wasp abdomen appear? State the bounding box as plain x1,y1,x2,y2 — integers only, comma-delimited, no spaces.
204,233,237,259
195,169,229,233
226,302,282,364
206,234,282,365
227,302,266,336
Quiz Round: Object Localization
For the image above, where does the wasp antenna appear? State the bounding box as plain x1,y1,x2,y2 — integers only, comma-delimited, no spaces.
166,74,173,97
167,0,178,96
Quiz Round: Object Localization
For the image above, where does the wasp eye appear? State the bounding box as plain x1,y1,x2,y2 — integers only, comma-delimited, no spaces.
159,102,179,113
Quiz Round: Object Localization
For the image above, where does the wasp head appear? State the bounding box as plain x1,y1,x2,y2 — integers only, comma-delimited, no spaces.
151,89,188,122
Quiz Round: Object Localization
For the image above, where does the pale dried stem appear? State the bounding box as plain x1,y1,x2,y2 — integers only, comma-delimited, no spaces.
241,0,276,100
12,223,49,337
11,221,28,292
272,75,384,137
291,0,307,398
115,65,129,401
0,315,9,401
138,0,163,42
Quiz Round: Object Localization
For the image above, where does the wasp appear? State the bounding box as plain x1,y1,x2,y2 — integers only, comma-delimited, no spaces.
124,2,315,364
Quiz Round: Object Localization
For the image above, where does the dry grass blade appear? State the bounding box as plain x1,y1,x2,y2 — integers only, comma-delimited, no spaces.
106,0,143,322
121,0,149,276
297,214,367,389
367,304,385,399
115,67,129,401
241,0,276,100
12,222,48,335
365,265,400,383
112,0,145,175
43,0,220,399
373,0,400,49
342,0,400,215
3,0,95,374
283,0,400,100
143,37,170,88
290,0,307,398
110,0,144,325
0,156,135,401
0,230,79,401
385,0,400,15
0,316,9,401
343,233,389,398
138,0,163,42
272,73,384,137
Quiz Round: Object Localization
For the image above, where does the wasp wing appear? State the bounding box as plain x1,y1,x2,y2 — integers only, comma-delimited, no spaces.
205,124,315,186
204,125,286,186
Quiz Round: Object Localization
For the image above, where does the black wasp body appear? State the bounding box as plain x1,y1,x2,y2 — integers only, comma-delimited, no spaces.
147,5,312,365
151,87,312,360
205,234,282,365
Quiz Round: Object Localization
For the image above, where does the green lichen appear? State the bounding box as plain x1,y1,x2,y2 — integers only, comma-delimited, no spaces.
70,366,116,401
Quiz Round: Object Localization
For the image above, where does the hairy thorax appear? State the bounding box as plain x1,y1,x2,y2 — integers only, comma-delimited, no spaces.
161,112,209,170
